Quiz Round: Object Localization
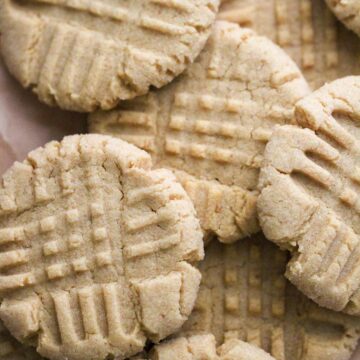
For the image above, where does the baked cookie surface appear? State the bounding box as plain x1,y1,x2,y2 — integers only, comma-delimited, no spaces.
0,134,203,360
258,76,360,314
219,0,360,89
325,0,360,37
149,334,276,360
218,340,276,360
89,21,310,244
0,0,219,112
179,234,360,360
150,335,219,360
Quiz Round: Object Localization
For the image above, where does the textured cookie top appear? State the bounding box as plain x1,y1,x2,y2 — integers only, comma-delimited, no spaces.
0,134,203,360
89,21,310,243
326,0,360,37
179,235,360,360
258,76,360,314
219,0,360,89
0,0,219,112
149,335,276,360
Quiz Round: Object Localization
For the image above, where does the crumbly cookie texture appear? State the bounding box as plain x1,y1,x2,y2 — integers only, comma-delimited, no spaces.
0,134,204,360
149,334,276,360
326,0,360,37
0,0,219,112
150,335,219,359
179,235,360,360
89,21,310,244
218,340,276,360
219,0,360,89
0,319,44,360
258,76,360,314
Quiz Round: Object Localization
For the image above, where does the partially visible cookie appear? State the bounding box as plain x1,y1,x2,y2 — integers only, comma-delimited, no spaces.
258,76,360,314
218,340,276,360
150,334,219,359
0,0,219,112
179,235,360,359
149,335,276,360
325,0,360,37
219,0,360,89
0,134,203,360
89,21,310,243
0,320,43,360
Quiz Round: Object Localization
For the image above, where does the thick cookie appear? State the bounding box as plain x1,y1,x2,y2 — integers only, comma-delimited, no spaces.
325,0,360,37
258,76,360,314
219,0,360,89
89,21,310,243
0,134,203,360
179,235,360,360
149,335,275,360
0,0,219,112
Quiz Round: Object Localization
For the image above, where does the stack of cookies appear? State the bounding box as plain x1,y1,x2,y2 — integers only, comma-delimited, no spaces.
0,1,360,359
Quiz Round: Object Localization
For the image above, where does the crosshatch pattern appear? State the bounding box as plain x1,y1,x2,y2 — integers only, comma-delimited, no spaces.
180,235,360,360
89,21,310,244
219,0,360,89
0,135,203,360
258,77,360,315
0,0,219,111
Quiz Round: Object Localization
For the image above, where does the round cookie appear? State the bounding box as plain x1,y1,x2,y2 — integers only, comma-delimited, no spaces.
179,235,360,359
219,0,360,89
325,0,360,37
0,320,44,360
0,0,220,112
149,335,276,360
258,76,360,314
89,21,310,243
0,134,204,360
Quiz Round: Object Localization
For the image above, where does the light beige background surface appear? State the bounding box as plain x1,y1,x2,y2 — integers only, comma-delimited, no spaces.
0,56,359,360
0,59,86,174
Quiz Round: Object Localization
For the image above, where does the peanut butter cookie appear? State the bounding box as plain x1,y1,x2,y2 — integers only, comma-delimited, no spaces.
0,0,219,112
0,134,203,360
89,21,310,243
